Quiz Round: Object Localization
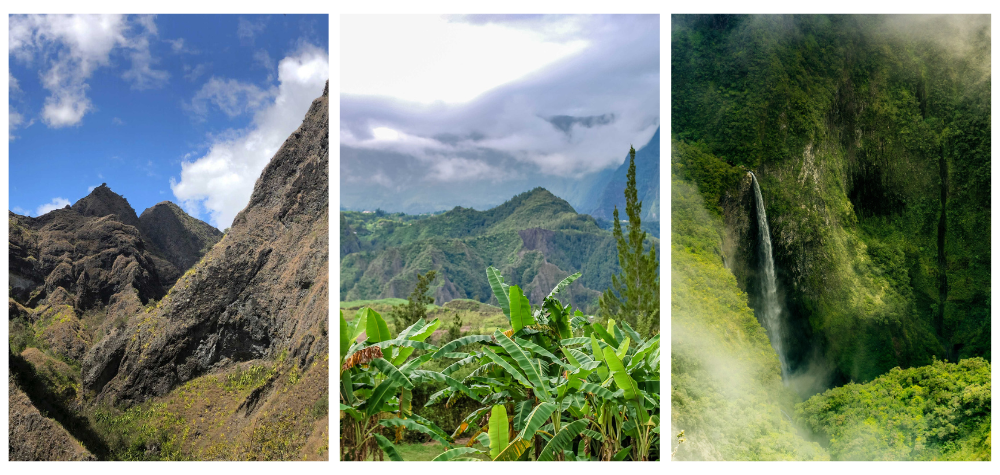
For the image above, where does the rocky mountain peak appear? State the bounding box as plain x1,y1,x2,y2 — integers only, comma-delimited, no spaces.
71,183,140,228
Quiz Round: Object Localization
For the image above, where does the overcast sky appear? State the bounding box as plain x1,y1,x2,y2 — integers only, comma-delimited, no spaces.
341,14,659,213
9,14,328,228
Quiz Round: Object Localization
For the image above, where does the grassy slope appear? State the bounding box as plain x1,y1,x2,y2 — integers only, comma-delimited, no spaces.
671,176,827,461
87,355,329,460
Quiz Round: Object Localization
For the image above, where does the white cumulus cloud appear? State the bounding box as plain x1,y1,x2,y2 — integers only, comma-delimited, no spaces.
171,43,328,228
35,197,71,216
8,14,168,128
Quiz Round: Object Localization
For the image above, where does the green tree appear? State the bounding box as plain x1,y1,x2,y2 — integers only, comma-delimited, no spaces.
445,311,463,342
389,270,437,330
599,145,660,336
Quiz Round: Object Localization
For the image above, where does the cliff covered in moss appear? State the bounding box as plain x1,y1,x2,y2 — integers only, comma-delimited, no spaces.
671,14,989,460
673,13,989,386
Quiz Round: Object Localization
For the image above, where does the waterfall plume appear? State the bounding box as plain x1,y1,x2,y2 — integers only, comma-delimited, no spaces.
750,172,789,381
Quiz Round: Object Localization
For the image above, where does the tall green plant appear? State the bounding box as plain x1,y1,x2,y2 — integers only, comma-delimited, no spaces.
599,145,660,337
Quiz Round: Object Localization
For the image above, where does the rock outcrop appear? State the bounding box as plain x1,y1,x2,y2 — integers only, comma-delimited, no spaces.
9,185,221,311
71,184,141,228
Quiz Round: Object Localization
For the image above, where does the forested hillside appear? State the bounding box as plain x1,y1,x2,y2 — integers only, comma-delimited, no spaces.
671,14,989,460
340,188,659,313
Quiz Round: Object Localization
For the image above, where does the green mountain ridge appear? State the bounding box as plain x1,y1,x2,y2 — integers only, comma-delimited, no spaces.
341,188,656,312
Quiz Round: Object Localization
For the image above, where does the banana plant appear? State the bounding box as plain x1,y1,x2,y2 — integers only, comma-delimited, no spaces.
423,267,660,460
342,266,661,461
467,268,660,460
340,307,479,460
583,317,661,460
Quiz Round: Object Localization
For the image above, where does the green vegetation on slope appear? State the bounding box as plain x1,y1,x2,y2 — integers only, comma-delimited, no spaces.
796,357,991,461
671,175,826,461
340,188,647,313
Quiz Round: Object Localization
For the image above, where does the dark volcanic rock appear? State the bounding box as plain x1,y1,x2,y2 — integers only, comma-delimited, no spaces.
139,201,223,284
83,82,329,405
9,184,222,312
8,208,165,309
71,184,141,229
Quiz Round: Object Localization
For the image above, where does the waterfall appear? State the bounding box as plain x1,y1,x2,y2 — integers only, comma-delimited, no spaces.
750,172,789,381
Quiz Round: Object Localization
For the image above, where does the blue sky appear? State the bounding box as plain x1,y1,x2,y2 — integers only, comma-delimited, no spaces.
9,14,329,228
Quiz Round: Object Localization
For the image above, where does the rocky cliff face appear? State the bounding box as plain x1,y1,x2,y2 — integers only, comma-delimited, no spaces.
8,187,226,460
138,201,224,284
83,83,329,410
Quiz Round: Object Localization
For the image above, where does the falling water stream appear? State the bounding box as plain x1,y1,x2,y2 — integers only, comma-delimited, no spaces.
750,172,789,382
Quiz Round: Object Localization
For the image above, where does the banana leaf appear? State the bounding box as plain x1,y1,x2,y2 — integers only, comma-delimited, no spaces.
591,322,619,347
339,311,351,361
536,419,589,461
408,370,481,403
619,320,645,347
559,337,591,346
494,438,531,461
514,337,572,371
488,405,509,459
544,272,580,301
432,447,484,461
513,400,534,432
481,347,532,391
373,433,404,461
351,307,369,343
613,445,631,461
487,266,511,318
515,402,557,440
441,354,478,375
433,334,494,357
578,380,621,401
493,331,549,399
365,308,392,343
508,286,535,333
380,417,450,447
370,359,414,390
